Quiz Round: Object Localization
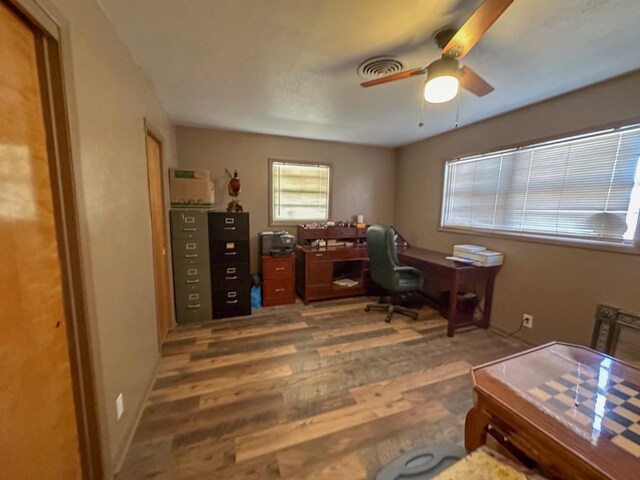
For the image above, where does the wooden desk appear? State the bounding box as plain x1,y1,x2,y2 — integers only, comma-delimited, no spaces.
295,244,371,304
397,246,500,337
466,342,640,479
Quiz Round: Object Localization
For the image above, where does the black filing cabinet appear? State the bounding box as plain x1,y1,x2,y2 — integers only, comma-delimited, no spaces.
208,212,251,318
170,209,212,323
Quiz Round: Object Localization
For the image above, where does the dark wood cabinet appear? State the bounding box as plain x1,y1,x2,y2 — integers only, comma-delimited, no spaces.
262,255,295,307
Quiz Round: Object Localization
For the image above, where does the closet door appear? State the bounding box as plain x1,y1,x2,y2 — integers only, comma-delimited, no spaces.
0,2,82,478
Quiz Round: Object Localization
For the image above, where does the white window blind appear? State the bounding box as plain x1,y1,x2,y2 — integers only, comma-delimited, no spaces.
441,125,640,245
271,160,331,223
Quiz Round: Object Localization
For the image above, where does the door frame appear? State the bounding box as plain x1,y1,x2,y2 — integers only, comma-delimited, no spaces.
6,0,103,477
144,119,175,346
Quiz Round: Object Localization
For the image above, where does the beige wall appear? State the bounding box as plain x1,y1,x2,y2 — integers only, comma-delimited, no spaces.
176,127,397,271
396,70,640,347
43,0,177,475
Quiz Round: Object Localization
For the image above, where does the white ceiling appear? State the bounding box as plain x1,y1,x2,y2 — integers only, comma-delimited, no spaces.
99,0,640,147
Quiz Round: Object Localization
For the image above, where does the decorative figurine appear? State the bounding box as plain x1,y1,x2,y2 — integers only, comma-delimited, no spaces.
226,169,243,212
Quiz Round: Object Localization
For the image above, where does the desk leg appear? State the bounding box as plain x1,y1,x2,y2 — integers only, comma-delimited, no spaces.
447,274,459,337
464,407,489,451
481,274,495,329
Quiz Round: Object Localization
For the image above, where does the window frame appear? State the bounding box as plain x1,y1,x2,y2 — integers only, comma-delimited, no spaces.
438,121,640,255
268,158,333,227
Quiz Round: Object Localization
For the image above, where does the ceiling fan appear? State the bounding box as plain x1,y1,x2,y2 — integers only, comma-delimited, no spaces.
360,0,514,104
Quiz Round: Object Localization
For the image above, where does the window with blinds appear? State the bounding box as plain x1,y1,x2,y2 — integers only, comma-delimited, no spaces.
270,160,331,224
441,124,640,246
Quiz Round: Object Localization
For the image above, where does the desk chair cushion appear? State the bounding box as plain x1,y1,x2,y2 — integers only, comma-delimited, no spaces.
367,225,423,292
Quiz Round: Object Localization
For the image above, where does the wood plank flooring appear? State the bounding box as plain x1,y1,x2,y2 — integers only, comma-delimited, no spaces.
117,297,525,479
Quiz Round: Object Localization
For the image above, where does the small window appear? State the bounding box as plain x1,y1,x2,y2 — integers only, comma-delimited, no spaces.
269,160,331,225
441,124,640,247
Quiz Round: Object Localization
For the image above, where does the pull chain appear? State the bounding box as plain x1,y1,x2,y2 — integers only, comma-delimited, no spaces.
454,87,461,128
418,86,425,128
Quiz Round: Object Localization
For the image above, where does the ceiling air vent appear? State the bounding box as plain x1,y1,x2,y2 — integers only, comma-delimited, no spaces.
357,56,404,79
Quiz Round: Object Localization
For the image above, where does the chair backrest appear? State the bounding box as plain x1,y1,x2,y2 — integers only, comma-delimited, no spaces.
367,224,400,290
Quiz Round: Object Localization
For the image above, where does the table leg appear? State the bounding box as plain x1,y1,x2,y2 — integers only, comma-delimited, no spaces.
481,273,495,329
464,407,489,451
447,273,459,337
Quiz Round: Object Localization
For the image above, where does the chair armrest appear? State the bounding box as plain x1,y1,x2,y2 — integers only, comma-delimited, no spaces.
394,266,420,276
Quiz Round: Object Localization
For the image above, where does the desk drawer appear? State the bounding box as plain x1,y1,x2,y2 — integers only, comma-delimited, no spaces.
263,277,294,299
175,304,210,324
208,212,249,240
173,277,208,292
306,248,366,261
212,287,251,319
174,279,209,297
174,264,206,283
263,256,294,280
170,210,208,239
209,239,249,265
211,263,251,289
172,237,208,264
175,296,211,323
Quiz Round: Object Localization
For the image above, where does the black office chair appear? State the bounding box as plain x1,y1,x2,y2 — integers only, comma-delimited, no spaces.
365,224,424,322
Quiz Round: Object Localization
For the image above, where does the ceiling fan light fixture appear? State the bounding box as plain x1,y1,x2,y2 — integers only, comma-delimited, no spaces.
424,76,459,103
423,57,460,104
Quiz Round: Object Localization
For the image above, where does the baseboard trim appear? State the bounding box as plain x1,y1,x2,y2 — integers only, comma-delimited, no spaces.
490,326,537,347
112,351,161,474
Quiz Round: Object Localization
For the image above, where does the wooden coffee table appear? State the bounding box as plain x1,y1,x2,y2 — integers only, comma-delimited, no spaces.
465,342,640,479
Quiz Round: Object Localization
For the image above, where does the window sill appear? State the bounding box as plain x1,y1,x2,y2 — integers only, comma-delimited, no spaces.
438,226,640,256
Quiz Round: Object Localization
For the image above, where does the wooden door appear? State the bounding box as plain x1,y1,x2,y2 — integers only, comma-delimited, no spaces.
0,2,82,477
146,133,172,344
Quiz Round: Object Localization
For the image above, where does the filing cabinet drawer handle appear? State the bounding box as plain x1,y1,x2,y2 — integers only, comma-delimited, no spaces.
187,304,201,309
185,254,198,258
224,226,236,230
225,252,237,256
183,227,197,232
225,275,238,280
226,300,238,304
186,279,199,284
275,288,286,292
275,267,285,271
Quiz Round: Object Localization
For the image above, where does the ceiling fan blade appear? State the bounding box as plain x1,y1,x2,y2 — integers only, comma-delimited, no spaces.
443,0,514,58
459,66,494,96
360,67,425,87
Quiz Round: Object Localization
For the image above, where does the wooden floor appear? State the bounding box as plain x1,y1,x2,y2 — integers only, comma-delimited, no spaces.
117,297,526,479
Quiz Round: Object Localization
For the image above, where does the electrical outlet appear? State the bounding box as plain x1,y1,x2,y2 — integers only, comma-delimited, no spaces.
522,314,533,329
116,393,124,420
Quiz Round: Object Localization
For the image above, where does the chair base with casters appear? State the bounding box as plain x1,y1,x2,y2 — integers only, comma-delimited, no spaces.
364,293,420,323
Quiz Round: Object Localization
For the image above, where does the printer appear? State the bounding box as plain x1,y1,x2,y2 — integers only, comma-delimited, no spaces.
259,231,296,257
